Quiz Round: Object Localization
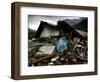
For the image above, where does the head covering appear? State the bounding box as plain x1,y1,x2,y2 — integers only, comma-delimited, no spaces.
56,36,67,53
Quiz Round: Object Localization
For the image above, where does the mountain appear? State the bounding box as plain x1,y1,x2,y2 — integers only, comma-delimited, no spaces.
58,17,88,32
73,18,88,32
63,17,86,26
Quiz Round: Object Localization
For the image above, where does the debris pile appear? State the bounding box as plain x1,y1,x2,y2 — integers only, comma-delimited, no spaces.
28,20,88,66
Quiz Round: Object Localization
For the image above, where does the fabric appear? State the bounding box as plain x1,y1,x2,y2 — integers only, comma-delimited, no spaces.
57,36,67,53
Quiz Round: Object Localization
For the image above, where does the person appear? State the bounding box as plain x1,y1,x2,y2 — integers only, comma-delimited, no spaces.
56,35,68,54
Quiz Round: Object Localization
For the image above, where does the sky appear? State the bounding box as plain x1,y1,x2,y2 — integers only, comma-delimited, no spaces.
28,15,83,31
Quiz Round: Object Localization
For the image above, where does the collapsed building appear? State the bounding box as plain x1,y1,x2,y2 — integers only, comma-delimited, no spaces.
28,19,88,66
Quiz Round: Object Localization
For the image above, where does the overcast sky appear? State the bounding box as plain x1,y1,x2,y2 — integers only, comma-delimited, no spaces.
28,15,83,31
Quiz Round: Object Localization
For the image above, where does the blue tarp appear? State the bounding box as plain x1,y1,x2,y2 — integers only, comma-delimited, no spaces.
56,36,68,53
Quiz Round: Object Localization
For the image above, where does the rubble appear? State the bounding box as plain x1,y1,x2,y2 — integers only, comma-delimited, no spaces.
28,20,88,66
